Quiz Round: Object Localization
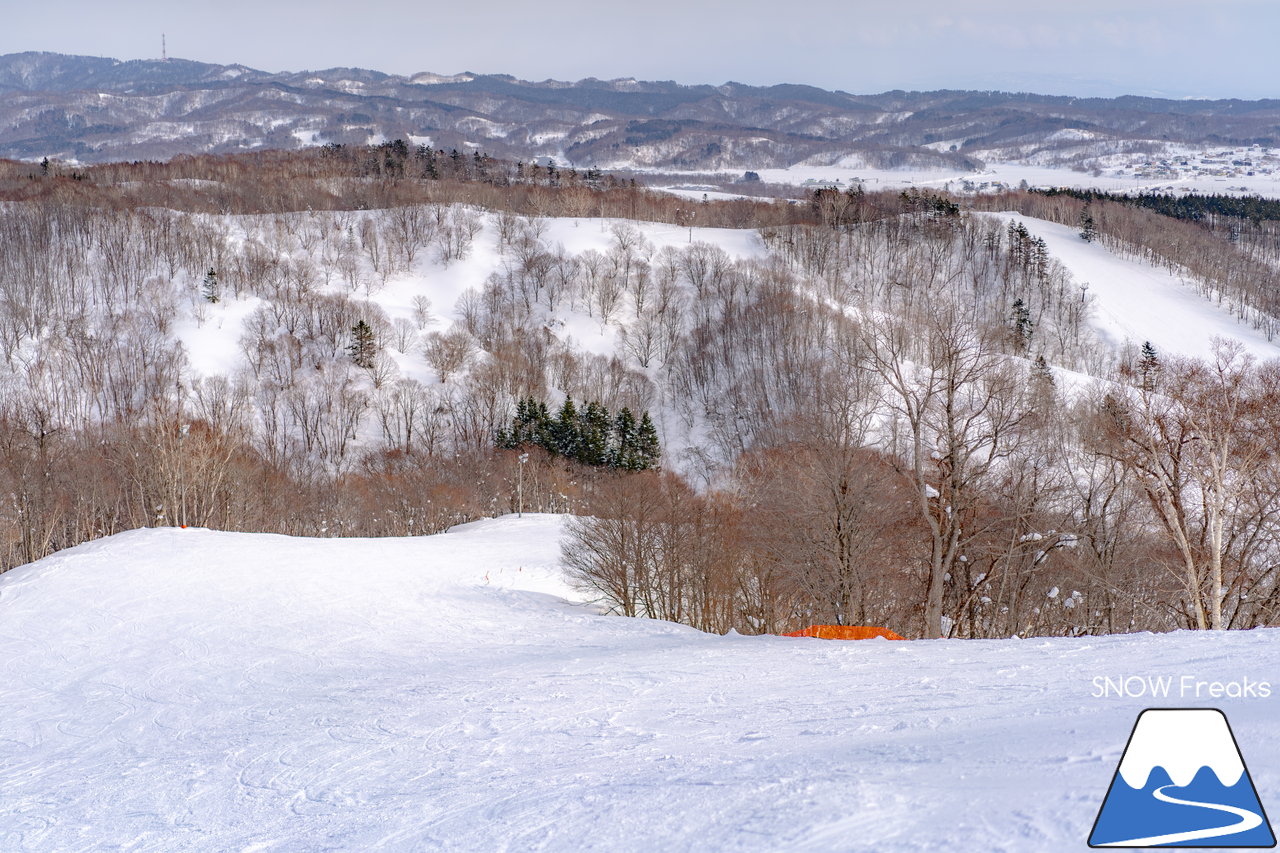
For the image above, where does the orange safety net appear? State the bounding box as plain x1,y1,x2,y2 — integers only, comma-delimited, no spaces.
782,624,905,641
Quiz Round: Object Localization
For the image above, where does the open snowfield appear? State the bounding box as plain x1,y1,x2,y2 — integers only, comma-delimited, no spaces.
1,516,1277,851
653,157,1280,201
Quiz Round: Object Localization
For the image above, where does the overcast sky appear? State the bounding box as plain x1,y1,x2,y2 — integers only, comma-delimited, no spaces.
2,0,1275,99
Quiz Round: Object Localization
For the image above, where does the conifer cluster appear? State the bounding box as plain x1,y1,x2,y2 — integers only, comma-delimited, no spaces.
496,397,661,470
1034,187,1280,226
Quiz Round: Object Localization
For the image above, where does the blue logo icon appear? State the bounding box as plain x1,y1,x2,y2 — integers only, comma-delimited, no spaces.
1089,708,1276,847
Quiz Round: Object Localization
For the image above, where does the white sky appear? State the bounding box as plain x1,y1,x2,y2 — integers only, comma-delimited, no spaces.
2,0,1276,99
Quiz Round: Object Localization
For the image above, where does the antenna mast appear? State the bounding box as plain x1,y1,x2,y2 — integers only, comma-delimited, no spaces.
162,34,167,62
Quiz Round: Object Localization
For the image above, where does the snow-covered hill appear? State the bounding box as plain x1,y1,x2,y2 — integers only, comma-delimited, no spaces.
8,51,1280,176
68,203,1280,481
0,518,1276,851
174,214,765,381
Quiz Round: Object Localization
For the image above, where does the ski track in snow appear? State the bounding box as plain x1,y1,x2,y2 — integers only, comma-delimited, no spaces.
0,516,1277,851
986,212,1280,363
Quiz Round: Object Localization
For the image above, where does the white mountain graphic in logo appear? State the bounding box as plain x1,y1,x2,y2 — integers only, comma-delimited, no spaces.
1089,708,1275,848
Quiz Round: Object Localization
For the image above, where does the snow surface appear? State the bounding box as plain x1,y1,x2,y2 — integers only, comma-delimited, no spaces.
663,158,1280,201
658,187,762,203
173,296,265,377
167,212,764,384
1,517,1277,851
537,217,763,259
987,212,1280,362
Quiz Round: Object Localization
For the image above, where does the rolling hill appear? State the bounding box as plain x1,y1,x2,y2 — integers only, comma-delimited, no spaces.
5,51,1280,171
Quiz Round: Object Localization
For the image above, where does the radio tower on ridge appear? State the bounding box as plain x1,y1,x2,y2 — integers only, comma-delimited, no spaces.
162,34,168,62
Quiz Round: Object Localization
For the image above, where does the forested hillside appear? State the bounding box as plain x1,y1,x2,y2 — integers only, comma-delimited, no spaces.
2,145,1279,638
6,51,1280,169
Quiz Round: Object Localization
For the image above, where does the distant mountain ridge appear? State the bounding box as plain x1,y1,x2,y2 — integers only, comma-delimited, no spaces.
3,51,1280,168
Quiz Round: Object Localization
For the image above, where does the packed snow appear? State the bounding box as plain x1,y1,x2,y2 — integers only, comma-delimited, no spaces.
1,516,1276,851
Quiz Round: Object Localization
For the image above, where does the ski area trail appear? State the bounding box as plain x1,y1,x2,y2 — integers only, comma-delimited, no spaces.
0,516,1277,851
987,212,1280,362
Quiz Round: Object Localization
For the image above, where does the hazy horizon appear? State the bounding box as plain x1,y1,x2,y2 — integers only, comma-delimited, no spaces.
1,0,1275,101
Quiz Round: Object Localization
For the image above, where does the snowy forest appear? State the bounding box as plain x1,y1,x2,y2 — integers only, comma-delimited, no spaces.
2,146,1280,639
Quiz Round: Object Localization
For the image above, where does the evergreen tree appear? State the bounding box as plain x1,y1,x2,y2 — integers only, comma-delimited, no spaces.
495,397,661,471
577,401,611,466
202,268,220,303
499,396,553,450
634,412,661,470
1007,221,1030,248
611,407,639,470
499,397,535,449
551,398,581,460
1033,187,1280,227
348,319,377,369
379,139,409,178
515,396,549,448
517,396,539,444
1030,354,1056,400
1079,203,1098,242
1010,298,1033,350
418,146,439,180
1030,237,1049,280
534,401,552,449
1138,341,1160,391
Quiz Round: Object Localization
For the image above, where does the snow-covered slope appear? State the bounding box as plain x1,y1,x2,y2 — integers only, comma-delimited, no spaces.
989,212,1280,362
1,519,1277,851
174,214,765,382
